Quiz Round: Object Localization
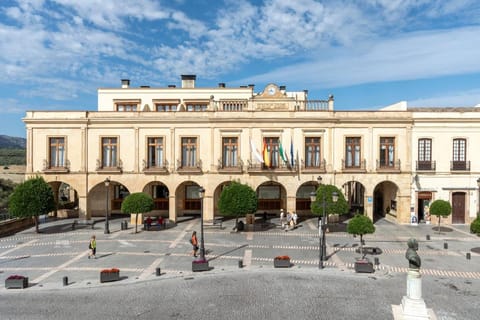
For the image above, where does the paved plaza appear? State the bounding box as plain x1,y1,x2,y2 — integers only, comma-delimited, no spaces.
0,216,479,319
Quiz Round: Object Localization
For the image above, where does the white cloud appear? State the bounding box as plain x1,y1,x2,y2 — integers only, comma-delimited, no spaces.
408,88,480,107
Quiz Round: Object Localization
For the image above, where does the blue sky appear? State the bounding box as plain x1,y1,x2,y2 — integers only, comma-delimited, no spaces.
1,0,480,138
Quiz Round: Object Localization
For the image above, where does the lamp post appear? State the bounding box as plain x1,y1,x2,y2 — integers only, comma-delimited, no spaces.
310,178,338,269
104,177,110,234
198,187,206,260
477,178,480,215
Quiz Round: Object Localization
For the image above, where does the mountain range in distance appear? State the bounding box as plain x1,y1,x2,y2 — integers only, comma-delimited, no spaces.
0,135,26,149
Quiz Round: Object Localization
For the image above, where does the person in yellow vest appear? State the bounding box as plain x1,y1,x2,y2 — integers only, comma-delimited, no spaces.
88,235,97,259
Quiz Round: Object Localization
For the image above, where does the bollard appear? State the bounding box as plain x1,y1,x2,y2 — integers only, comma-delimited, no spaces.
374,257,380,266
238,259,243,268
63,276,68,286
444,242,448,249
426,234,430,241
156,267,161,276
466,253,471,260
123,221,128,230
121,221,124,230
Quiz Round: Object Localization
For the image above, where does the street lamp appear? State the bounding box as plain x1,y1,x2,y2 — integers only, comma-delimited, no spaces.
198,186,206,260
311,178,338,269
104,177,110,234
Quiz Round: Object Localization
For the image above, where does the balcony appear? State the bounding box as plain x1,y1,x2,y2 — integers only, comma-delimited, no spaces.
217,158,243,174
451,160,470,172
42,159,70,173
376,159,401,173
247,160,296,173
342,159,367,173
96,159,123,173
301,159,326,173
416,160,436,171
176,159,203,174
142,159,169,174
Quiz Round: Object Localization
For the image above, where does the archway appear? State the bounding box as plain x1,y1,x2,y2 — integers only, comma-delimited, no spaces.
295,182,316,215
47,181,79,218
87,181,130,217
373,181,399,222
142,181,169,216
175,181,202,217
342,180,365,214
256,181,286,214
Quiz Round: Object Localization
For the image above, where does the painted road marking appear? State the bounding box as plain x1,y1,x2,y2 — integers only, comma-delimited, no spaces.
243,249,252,268
169,219,197,248
0,239,38,257
118,240,135,247
32,251,88,283
139,257,163,280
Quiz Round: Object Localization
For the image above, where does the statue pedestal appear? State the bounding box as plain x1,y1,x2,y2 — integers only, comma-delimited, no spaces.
392,269,436,320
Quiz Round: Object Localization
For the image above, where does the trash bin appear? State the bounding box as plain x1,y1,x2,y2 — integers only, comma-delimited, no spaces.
237,221,245,231
123,220,128,230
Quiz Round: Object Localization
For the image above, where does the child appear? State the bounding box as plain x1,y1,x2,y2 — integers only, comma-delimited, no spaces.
88,235,96,259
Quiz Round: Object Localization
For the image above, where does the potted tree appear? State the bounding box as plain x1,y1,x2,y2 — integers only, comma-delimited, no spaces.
218,181,257,232
121,192,154,234
347,214,376,273
429,199,452,234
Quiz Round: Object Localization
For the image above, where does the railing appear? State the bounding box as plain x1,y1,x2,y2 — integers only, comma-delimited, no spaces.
247,160,296,173
219,100,248,111
142,159,169,173
42,159,70,173
416,160,436,171
451,160,470,171
217,158,243,173
301,159,326,172
341,159,367,172
176,159,202,173
96,159,123,172
294,100,329,111
376,159,401,172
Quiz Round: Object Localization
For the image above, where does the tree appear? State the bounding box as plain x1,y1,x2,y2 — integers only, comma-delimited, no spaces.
121,192,154,233
0,178,17,216
218,181,257,230
429,199,452,234
471,216,480,235
311,184,349,217
8,176,55,233
347,214,375,257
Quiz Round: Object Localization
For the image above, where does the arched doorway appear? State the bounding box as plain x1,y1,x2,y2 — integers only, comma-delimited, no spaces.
373,181,399,222
342,180,365,214
47,181,79,218
87,181,130,217
142,182,169,216
295,182,316,215
256,181,286,213
175,181,202,217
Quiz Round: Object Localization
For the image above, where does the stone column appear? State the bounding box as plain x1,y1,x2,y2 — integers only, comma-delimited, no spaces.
400,269,430,319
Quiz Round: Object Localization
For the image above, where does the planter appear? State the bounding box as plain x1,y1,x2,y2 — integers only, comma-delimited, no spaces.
274,258,291,268
100,271,120,283
5,277,28,289
192,260,209,272
354,259,374,273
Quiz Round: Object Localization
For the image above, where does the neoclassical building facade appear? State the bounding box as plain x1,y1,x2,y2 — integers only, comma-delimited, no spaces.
23,75,480,225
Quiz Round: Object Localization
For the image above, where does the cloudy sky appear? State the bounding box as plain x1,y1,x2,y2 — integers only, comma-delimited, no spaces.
1,0,480,137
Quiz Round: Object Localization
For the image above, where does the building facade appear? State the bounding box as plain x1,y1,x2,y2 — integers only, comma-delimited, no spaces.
23,75,480,225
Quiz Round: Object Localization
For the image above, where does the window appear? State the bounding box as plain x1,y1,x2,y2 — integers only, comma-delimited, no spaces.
222,137,238,167
345,137,361,167
156,104,177,112
116,103,138,111
181,137,197,167
102,137,118,167
264,137,279,168
453,138,466,162
379,137,395,167
418,139,432,162
305,137,321,167
186,103,207,112
49,137,65,167
147,137,164,168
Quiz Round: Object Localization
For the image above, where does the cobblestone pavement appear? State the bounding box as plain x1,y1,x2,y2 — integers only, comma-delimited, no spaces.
0,216,478,291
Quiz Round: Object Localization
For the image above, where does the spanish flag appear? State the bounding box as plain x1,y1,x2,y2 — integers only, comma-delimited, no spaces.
263,141,270,167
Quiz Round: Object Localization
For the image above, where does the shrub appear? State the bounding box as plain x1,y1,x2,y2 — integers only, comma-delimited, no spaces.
471,217,480,235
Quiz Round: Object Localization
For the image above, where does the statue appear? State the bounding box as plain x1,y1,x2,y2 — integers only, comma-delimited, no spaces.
405,238,421,270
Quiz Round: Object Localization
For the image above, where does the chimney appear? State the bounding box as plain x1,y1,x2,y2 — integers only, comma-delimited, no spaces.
181,75,196,88
218,83,225,88
248,84,255,89
121,79,130,88
279,85,286,93
140,85,150,88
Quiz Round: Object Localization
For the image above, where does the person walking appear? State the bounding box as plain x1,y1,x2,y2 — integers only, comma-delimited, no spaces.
190,231,199,257
88,235,97,259
280,209,285,229
292,211,298,228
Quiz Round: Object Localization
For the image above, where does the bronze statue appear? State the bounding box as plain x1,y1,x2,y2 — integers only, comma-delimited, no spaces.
405,238,421,270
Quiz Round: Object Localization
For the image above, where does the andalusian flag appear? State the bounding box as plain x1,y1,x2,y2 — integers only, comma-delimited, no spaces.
279,140,288,163
290,139,294,167
263,141,270,167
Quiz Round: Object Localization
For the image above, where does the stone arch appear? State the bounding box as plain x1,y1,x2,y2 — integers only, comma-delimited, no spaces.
256,181,286,214
373,180,399,222
295,181,317,215
213,181,234,216
142,181,170,216
175,180,202,217
47,181,79,218
342,180,366,215
87,180,130,217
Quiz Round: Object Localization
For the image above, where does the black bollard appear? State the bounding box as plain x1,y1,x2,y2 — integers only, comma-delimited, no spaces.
426,234,430,240
238,259,243,268
156,267,161,276
63,276,68,286
374,257,380,266
444,242,448,249
466,253,471,260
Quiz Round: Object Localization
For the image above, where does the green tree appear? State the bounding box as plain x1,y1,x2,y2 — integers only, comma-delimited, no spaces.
347,214,375,256
8,176,55,233
121,192,154,233
429,199,452,233
470,216,480,235
218,181,257,230
311,184,348,217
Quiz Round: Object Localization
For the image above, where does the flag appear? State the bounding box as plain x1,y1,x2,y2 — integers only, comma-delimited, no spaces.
250,138,264,163
279,140,287,163
263,140,271,167
290,139,294,167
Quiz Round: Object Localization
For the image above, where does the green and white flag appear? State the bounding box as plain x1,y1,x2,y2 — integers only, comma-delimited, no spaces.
279,140,288,163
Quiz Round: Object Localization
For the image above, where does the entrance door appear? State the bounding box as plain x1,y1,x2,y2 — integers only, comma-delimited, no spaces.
452,192,465,224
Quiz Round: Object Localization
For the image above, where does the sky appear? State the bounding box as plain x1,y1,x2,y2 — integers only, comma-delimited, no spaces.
1,0,480,138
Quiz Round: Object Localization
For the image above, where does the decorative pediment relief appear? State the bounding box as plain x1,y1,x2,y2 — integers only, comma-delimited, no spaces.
258,84,284,98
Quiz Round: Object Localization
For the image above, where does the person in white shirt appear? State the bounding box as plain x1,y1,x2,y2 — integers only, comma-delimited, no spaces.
280,209,285,229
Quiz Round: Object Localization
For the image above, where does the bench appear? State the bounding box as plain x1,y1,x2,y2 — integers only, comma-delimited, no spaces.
204,218,223,228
